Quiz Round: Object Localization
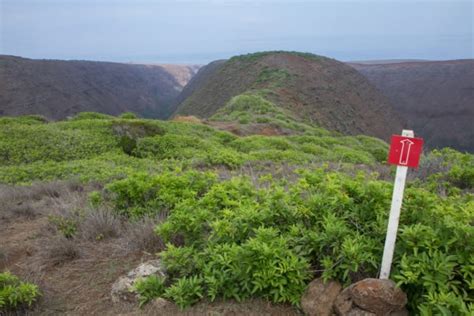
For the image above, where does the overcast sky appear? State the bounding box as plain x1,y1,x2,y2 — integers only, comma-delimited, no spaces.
0,0,472,64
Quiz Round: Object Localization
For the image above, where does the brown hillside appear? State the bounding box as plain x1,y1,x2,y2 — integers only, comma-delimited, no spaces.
175,52,403,140
350,60,474,152
0,55,192,120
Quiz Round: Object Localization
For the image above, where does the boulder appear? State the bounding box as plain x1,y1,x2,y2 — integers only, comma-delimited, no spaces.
111,259,166,303
301,278,342,316
347,307,376,316
152,297,173,310
334,286,354,316
350,279,407,315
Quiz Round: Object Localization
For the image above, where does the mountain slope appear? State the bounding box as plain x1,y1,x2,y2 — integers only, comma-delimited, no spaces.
350,60,474,152
0,55,190,120
175,52,403,140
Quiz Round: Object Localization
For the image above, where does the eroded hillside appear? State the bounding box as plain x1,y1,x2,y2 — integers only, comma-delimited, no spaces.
350,60,474,152
0,55,194,120
175,52,403,140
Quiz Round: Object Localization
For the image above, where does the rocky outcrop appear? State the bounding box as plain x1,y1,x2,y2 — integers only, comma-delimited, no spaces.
301,278,342,316
302,278,408,316
111,259,166,303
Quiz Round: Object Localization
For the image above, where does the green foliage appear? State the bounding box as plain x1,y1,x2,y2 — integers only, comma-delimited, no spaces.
228,51,326,64
412,148,474,193
88,191,102,208
71,112,114,120
0,119,118,166
160,245,199,279
106,170,217,218
164,276,204,309
120,112,138,119
48,215,78,238
0,115,48,125
0,112,473,313
152,168,473,311
256,67,292,87
0,272,41,311
133,275,166,308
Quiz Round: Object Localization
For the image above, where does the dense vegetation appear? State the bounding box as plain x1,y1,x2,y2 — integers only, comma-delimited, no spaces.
0,111,472,314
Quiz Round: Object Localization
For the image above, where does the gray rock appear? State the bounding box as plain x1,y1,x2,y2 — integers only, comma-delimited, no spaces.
152,297,173,310
301,278,342,316
111,259,166,303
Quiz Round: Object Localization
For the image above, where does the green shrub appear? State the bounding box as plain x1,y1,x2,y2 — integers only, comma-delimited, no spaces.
164,276,204,309
0,115,48,125
160,245,199,279
205,148,245,168
120,112,138,119
153,168,474,311
106,170,217,218
133,275,166,307
0,272,41,311
88,191,102,208
49,215,78,238
71,112,114,120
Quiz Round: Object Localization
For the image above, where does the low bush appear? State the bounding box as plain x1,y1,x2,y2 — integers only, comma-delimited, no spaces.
164,276,204,309
41,236,81,266
123,215,167,253
120,112,138,119
120,167,473,313
71,112,114,120
133,275,166,307
0,272,41,311
79,208,121,241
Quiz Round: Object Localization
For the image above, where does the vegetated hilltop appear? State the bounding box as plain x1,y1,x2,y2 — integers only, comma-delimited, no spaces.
0,55,195,120
350,60,474,152
174,51,403,140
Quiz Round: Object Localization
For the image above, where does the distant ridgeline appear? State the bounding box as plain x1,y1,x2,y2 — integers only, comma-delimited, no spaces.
0,55,197,120
350,60,474,153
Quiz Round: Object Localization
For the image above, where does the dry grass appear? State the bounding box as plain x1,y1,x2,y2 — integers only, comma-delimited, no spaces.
7,202,37,219
0,180,85,220
41,236,81,267
172,115,203,124
79,207,121,241
122,214,167,254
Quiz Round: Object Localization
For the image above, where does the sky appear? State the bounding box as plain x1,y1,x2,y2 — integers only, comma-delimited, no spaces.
0,0,472,64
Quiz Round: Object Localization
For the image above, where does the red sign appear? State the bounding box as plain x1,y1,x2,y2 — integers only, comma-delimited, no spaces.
388,135,423,168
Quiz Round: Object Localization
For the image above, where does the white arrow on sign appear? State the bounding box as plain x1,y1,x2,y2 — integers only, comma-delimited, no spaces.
399,139,414,165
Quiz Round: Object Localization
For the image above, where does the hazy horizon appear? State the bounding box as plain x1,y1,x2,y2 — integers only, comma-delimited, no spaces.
1,0,473,64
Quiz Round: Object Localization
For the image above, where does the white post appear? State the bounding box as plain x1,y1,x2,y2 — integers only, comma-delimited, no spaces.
380,129,413,279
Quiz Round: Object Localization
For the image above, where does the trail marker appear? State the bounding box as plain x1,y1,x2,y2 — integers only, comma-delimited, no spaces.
380,130,423,279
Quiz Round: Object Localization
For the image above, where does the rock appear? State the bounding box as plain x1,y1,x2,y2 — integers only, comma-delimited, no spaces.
390,308,409,316
111,259,166,303
301,278,342,316
152,297,173,309
334,286,354,316
347,307,376,316
350,278,407,315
